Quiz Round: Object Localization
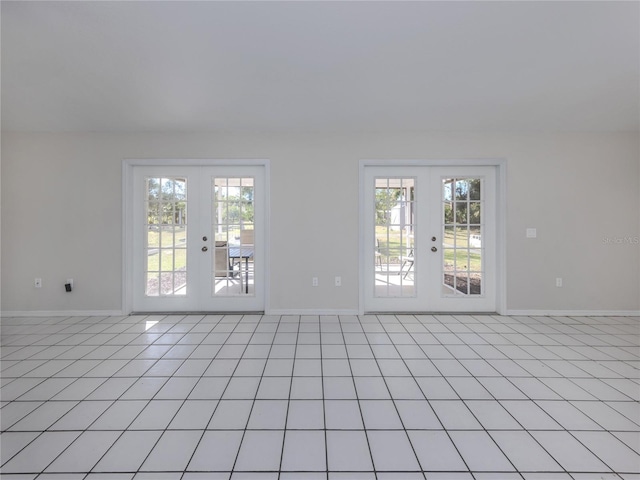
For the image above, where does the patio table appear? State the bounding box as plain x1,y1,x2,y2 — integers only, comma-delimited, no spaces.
228,246,254,293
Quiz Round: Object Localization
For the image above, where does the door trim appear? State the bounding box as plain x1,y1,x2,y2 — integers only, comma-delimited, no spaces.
122,159,271,315
359,159,507,315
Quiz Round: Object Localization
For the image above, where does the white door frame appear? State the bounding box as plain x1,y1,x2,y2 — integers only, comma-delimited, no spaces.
359,159,507,315
122,159,271,315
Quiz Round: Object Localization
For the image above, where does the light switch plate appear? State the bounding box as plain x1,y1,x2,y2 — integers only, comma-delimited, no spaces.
526,228,537,238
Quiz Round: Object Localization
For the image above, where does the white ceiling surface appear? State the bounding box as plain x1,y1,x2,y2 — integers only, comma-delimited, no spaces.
2,1,639,133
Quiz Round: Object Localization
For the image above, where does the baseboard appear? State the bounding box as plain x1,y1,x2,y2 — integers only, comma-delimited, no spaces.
267,309,360,316
506,309,640,317
1,310,125,318
3,308,637,318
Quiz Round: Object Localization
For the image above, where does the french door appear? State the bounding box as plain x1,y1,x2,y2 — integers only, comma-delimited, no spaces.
132,165,265,312
363,165,497,313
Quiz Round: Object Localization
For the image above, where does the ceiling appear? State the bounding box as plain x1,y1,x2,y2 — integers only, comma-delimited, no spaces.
2,1,638,133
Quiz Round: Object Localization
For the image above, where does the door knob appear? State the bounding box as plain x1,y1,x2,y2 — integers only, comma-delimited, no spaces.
431,246,437,252
202,236,208,241
202,246,208,252
432,236,437,241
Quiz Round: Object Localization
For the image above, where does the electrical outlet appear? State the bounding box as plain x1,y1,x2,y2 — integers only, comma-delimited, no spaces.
556,277,563,287
35,278,42,288
312,277,318,287
335,276,342,287
526,228,537,238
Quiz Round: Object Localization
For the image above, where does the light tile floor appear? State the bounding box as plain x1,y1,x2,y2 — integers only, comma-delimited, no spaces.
1,314,639,480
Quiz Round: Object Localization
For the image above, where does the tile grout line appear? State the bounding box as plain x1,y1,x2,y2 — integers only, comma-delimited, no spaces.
361,314,429,479
277,314,301,479
83,313,224,476
339,314,379,480
177,313,268,478
0,313,638,478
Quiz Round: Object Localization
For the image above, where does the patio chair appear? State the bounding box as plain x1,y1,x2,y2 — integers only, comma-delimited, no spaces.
240,229,254,247
214,241,229,277
375,238,383,269
400,249,414,278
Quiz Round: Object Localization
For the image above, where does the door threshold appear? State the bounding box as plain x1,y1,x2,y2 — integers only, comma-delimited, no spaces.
130,311,265,316
364,311,499,316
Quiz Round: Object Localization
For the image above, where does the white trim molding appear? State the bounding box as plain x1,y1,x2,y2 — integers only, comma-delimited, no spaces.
1,310,125,318
122,159,271,316
358,158,507,316
268,309,360,316
2,309,637,318
506,310,640,317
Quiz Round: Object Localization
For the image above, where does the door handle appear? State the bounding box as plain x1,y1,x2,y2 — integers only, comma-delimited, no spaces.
202,246,208,252
432,236,437,241
431,246,437,252
202,236,208,241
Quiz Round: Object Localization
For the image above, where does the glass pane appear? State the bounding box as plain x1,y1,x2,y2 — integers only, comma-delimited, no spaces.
215,241,230,277
174,178,187,200
215,223,230,243
174,270,187,296
469,179,481,200
241,227,254,246
161,179,174,201
147,248,159,272
146,273,159,296
374,177,416,298
175,227,187,246
147,227,160,248
442,179,453,201
444,226,455,249
212,177,255,297
455,274,470,295
160,249,174,272
469,227,482,248
160,272,174,295
443,201,453,224
471,271,482,295
470,250,482,272
443,248,456,272
469,202,481,224
441,177,483,298
174,248,187,269
145,177,188,297
456,251,471,272
455,226,469,247
147,203,160,225
147,178,160,200
455,202,468,223
455,180,468,200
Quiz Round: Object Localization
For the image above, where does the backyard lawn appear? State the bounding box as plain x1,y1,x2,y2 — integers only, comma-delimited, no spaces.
376,226,482,271
146,227,187,272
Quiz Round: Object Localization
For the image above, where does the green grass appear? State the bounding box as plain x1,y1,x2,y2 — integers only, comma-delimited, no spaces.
146,227,187,272
376,225,481,270
145,226,247,272
147,226,187,248
443,249,481,271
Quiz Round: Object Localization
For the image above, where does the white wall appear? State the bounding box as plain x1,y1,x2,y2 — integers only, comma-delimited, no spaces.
1,131,638,314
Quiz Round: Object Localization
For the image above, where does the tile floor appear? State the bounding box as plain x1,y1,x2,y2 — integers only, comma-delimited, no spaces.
1,313,639,480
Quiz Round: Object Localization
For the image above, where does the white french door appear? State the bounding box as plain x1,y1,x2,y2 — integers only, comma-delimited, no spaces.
132,165,265,312
363,165,497,313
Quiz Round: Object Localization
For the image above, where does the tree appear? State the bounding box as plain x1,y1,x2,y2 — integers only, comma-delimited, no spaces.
375,188,402,225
